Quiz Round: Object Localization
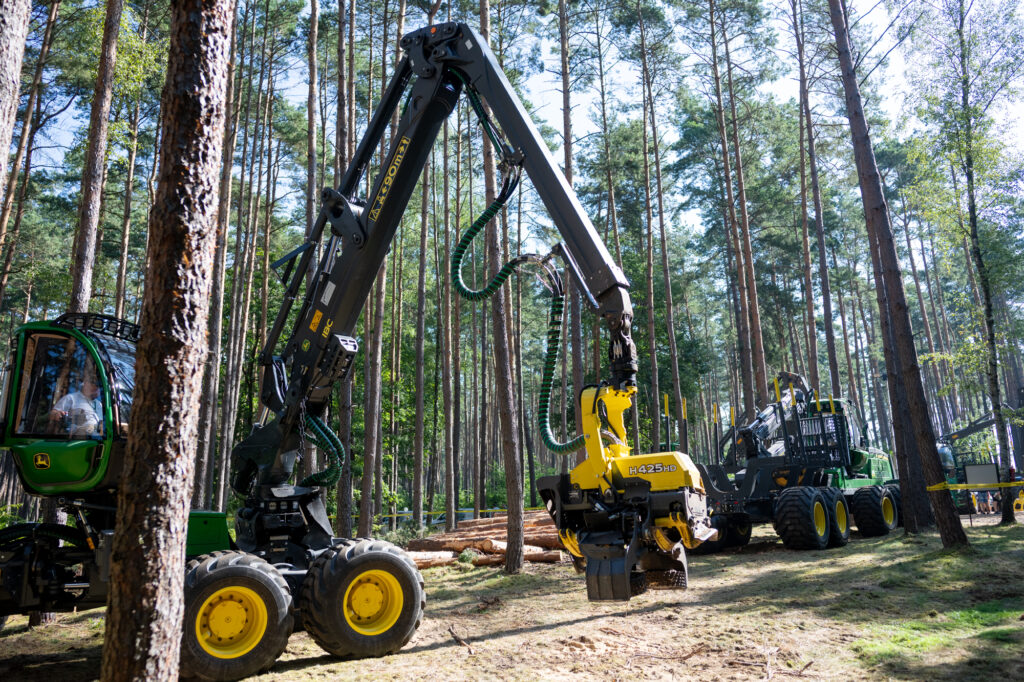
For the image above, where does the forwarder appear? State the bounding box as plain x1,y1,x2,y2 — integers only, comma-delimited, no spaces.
692,373,900,553
0,22,711,680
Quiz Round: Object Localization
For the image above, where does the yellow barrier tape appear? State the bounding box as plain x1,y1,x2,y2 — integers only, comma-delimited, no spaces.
926,481,1022,492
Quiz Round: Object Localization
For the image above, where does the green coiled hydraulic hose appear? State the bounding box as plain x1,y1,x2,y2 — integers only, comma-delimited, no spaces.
299,413,344,487
449,77,585,454
536,288,586,454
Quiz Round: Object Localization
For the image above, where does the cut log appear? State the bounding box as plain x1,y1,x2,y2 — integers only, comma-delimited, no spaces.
406,551,457,569
471,549,563,566
448,514,553,533
407,537,492,552
524,550,563,563
481,539,547,554
408,529,564,553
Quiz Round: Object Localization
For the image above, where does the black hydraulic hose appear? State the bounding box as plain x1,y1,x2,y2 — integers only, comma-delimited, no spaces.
0,522,88,549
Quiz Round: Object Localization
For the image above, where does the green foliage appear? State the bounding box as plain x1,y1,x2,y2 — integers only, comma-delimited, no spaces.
0,504,24,529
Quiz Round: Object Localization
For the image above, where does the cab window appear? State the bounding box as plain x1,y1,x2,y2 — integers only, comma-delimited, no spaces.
14,333,105,439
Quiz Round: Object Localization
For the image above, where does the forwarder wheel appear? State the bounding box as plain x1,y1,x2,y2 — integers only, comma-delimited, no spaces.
773,486,830,550
851,485,898,537
299,539,424,659
885,485,904,527
180,552,293,681
822,488,851,548
725,517,752,548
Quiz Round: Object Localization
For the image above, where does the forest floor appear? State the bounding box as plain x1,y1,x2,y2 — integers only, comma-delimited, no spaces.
1,515,1021,681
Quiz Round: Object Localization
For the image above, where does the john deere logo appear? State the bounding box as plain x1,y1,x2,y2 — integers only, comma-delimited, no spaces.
33,453,50,469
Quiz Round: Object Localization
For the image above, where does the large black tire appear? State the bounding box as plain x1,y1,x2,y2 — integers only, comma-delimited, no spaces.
851,485,898,537
724,516,752,548
299,539,424,659
690,514,729,555
180,552,293,681
773,486,830,550
822,488,851,548
885,484,904,527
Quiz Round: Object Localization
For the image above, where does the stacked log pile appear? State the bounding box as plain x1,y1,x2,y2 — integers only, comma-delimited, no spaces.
404,510,565,569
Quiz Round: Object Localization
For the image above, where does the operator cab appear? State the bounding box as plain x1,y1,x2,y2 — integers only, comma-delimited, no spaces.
1,313,137,498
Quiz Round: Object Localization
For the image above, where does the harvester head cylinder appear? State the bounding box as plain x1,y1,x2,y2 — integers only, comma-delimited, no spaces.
570,384,637,494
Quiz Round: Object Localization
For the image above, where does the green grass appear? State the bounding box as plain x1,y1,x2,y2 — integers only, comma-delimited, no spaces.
845,525,1024,678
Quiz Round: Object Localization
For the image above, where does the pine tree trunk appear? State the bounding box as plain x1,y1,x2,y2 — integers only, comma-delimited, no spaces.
0,89,41,309
708,0,753,421
640,89,660,451
789,0,819,389
306,0,318,237
0,0,32,214
69,0,124,314
480,0,523,572
900,214,949,433
804,76,840,397
558,0,585,465
100,1,230,676
197,0,241,510
638,8,685,450
951,1,1016,524
0,0,57,249
113,3,150,321
722,19,767,409
414,164,429,528
360,269,387,536
828,0,967,546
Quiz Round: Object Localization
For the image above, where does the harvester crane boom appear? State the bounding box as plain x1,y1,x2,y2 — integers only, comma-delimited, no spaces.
236,22,638,493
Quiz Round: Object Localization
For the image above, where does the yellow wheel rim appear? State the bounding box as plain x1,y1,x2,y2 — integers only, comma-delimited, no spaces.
882,496,895,526
343,569,404,636
834,498,848,533
813,500,827,537
195,585,268,659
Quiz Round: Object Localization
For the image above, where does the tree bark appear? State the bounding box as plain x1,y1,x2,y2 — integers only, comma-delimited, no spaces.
413,165,429,528
69,0,124,314
827,0,967,546
560,0,585,464
803,70,840,397
479,0,523,572
952,0,1015,524
789,0,819,389
722,17,767,408
114,3,151,321
307,0,318,236
708,0,753,421
0,0,58,251
638,6,685,450
0,0,32,213
100,0,230,677
0,84,42,328
197,0,242,510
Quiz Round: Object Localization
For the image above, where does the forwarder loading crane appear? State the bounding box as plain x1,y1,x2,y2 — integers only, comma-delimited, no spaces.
0,22,711,681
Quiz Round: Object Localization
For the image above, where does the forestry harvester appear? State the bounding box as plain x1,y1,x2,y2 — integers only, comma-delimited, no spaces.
0,22,711,681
